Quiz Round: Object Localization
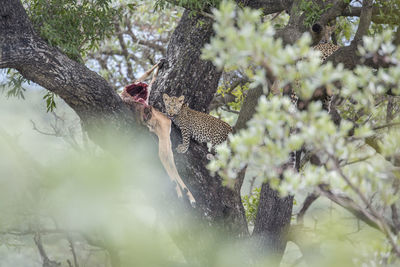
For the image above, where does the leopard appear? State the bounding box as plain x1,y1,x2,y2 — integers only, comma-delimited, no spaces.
312,25,341,109
163,93,232,154
312,25,340,62
289,25,340,106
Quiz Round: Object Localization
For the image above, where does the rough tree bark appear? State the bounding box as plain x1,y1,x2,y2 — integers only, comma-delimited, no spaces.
0,0,143,148
149,10,248,235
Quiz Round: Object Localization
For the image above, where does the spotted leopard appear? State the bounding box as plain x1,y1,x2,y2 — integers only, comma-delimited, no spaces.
313,43,340,62
291,26,340,106
163,94,232,153
313,24,340,62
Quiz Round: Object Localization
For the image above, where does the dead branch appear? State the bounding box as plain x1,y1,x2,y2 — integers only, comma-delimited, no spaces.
67,234,79,267
34,232,61,267
297,193,320,225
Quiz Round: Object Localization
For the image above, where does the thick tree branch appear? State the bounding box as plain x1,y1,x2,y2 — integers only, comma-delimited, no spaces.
253,183,293,261
342,4,400,25
150,10,248,236
316,0,350,27
352,0,373,45
164,0,292,15
34,233,61,267
236,0,293,14
297,193,320,225
0,0,145,146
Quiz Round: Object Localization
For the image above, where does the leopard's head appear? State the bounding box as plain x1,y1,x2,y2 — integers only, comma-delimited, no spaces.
163,94,185,118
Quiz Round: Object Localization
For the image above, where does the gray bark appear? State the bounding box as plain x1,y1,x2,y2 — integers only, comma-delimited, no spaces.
0,0,142,147
150,10,248,235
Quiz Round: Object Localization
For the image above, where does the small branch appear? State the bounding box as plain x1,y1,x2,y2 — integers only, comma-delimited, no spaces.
125,27,166,54
331,157,400,256
373,122,400,131
387,96,395,123
67,234,79,267
220,106,240,114
248,176,257,196
31,120,60,137
341,156,373,166
261,60,277,90
297,193,320,225
270,11,283,21
115,23,135,81
394,27,400,46
34,232,61,267
317,185,381,230
391,204,400,233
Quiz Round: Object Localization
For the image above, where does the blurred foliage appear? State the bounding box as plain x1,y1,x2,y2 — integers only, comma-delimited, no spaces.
0,94,273,266
205,1,400,264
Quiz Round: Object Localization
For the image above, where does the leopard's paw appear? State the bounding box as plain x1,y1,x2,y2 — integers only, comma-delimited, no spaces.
176,144,188,153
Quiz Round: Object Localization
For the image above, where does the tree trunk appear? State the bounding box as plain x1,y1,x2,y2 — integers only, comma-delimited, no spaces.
150,10,248,236
253,184,293,261
0,0,145,148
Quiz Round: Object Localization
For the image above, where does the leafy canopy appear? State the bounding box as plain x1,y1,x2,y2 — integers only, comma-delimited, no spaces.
203,1,400,263
24,0,119,62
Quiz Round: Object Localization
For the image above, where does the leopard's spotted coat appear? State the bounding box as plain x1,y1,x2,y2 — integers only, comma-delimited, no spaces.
163,94,232,154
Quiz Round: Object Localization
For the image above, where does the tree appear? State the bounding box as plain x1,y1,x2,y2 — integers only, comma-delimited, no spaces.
1,0,400,266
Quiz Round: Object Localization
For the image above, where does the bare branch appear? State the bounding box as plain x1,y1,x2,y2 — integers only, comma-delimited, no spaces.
67,235,79,267
373,122,400,131
342,5,400,25
391,204,400,233
330,157,400,256
316,0,350,27
115,23,135,81
297,193,320,225
34,232,61,267
125,27,166,54
317,185,382,230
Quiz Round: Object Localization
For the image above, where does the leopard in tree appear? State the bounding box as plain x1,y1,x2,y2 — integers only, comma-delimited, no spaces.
312,25,340,61
312,25,341,111
163,93,232,154
288,25,341,107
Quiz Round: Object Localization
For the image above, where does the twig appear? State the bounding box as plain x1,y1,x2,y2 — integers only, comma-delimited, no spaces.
67,234,79,267
248,176,257,196
31,120,60,137
220,106,240,114
331,157,400,257
340,156,373,166
270,11,283,21
391,204,400,233
373,122,400,131
34,232,61,267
